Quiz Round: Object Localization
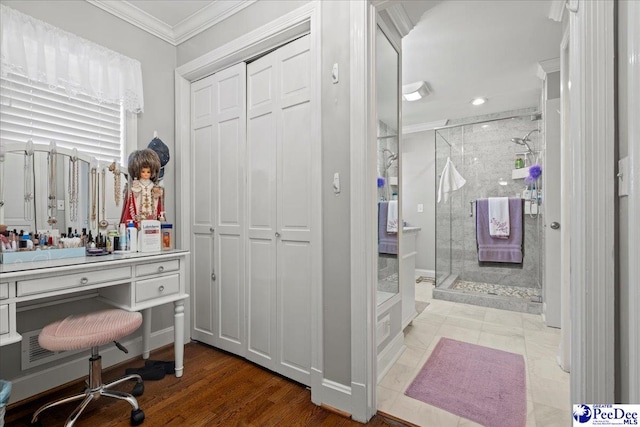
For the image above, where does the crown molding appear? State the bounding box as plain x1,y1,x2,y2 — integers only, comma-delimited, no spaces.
537,57,561,80
173,0,257,45
402,119,449,134
385,4,414,38
86,0,256,46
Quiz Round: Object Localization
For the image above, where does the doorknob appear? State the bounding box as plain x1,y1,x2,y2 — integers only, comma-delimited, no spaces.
211,273,216,281
275,232,280,238
209,227,215,233
550,222,560,229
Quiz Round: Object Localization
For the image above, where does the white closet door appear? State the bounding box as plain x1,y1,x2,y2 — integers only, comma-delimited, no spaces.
246,51,278,370
275,35,312,386
246,35,312,385
191,63,246,356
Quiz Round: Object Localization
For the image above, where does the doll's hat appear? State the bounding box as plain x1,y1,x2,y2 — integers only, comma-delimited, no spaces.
148,137,170,179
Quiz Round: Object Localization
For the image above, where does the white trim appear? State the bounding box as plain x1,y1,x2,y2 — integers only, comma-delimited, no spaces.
403,120,449,135
349,0,377,422
384,4,414,38
173,1,257,45
626,0,640,402
8,327,175,404
377,333,405,383
86,0,256,46
315,378,353,415
87,0,174,45
536,57,561,80
569,0,615,403
175,5,313,82
174,0,324,408
549,0,566,22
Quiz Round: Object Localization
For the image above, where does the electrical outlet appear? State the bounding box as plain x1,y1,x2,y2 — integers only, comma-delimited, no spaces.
417,203,424,213
56,200,65,210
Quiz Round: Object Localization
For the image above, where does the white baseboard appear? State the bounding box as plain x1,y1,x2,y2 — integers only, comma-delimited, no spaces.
312,376,352,416
9,327,174,404
415,269,435,279
377,332,405,383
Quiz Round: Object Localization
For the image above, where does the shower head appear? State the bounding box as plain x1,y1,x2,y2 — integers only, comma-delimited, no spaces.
511,129,539,153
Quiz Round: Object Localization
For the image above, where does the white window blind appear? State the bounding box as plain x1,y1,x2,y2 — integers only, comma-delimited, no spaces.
0,73,124,163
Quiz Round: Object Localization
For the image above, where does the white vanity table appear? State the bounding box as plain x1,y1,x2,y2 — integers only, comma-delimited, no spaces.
0,250,189,377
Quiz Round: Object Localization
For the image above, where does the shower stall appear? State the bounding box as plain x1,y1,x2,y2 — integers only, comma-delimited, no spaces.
434,112,543,313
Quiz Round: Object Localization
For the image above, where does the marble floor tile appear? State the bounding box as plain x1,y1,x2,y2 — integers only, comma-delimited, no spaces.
442,314,484,331
376,385,399,413
527,354,570,383
413,310,447,326
477,330,526,354
484,308,524,328
379,362,418,393
397,344,428,368
447,303,487,322
533,402,571,427
481,321,524,338
529,375,571,411
404,323,440,350
434,323,482,345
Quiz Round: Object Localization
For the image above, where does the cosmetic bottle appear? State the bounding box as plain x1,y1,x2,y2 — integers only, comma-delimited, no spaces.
127,221,138,252
119,223,127,251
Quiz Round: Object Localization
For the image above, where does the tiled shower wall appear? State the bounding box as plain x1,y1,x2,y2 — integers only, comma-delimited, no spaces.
435,109,542,289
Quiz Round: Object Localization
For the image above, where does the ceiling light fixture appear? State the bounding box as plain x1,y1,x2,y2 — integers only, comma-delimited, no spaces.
471,97,487,106
402,81,431,101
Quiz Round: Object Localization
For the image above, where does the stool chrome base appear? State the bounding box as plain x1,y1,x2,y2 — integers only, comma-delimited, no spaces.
31,346,145,427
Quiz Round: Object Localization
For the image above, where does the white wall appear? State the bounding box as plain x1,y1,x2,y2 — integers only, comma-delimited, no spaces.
401,130,435,272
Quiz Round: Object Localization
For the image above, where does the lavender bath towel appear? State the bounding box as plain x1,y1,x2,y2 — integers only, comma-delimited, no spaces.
476,198,523,263
378,201,398,255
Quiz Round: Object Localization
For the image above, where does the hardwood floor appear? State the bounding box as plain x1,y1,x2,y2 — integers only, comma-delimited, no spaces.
5,342,400,427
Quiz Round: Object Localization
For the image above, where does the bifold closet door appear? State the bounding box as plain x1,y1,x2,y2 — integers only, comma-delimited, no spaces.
191,63,246,357
246,35,312,385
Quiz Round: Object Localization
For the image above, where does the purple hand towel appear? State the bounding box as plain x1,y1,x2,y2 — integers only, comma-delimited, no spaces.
476,198,523,263
378,201,398,255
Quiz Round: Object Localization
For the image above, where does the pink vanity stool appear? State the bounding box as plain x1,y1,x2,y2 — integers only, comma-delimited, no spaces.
31,309,146,426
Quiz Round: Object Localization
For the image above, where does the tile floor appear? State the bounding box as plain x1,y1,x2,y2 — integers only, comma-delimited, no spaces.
377,282,571,427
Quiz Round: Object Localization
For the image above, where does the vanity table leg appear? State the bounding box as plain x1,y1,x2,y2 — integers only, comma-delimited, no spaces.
142,308,152,359
174,299,185,377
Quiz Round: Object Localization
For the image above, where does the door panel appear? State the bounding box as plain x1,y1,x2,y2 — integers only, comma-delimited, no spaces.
246,238,275,369
190,63,246,356
278,240,311,384
246,51,278,368
191,79,216,343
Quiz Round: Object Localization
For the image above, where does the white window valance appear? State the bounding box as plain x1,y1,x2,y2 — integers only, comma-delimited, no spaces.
0,4,144,113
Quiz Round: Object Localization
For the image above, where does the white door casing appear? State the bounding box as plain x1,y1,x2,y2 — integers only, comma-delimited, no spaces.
191,63,247,356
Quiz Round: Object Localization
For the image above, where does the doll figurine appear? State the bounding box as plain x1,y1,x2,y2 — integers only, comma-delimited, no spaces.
120,149,164,228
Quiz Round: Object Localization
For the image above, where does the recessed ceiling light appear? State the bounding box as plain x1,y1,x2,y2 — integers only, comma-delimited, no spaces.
471,97,487,106
402,81,431,102
481,124,490,129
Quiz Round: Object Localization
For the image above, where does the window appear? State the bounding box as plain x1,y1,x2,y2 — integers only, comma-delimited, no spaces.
1,73,126,164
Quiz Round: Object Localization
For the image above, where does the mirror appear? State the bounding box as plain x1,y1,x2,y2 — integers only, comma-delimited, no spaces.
1,150,91,234
376,25,400,305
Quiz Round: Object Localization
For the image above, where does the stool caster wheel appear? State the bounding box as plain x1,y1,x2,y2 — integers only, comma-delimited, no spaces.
131,408,145,425
132,381,144,396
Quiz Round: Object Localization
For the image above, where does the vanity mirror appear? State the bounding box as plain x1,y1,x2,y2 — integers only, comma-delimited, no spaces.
376,24,400,305
0,141,122,236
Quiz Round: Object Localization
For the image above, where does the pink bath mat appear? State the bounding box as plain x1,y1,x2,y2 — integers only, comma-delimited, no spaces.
405,337,526,427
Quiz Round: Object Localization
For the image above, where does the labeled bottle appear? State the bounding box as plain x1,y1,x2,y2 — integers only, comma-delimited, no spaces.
127,221,138,252
515,156,524,169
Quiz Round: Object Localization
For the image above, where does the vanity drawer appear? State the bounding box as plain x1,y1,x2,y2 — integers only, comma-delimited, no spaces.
136,274,180,303
135,259,180,278
17,266,131,297
0,304,9,335
0,283,8,300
